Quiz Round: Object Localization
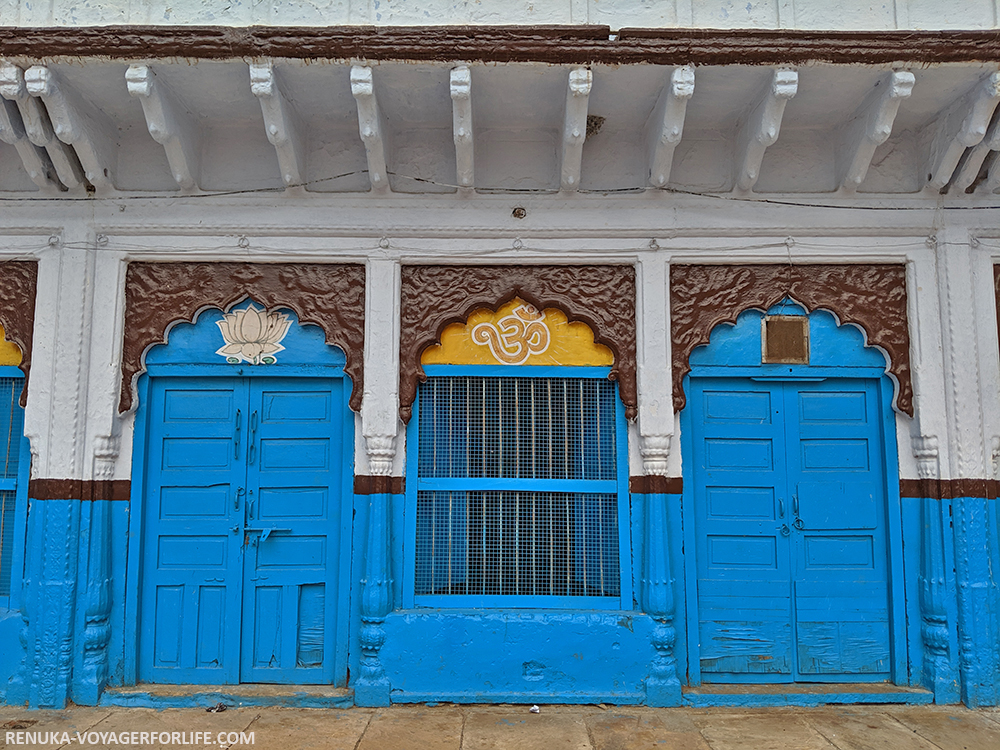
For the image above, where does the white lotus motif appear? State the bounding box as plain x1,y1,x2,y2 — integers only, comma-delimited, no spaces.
215,304,292,365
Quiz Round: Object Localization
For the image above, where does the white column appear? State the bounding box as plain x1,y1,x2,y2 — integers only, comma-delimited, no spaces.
361,257,402,475
636,252,673,472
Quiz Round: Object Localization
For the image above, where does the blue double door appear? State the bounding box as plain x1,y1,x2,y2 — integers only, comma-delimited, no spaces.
139,375,348,685
690,377,892,682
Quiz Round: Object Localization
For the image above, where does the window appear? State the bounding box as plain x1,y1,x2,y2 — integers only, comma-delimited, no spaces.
405,367,631,609
0,371,27,606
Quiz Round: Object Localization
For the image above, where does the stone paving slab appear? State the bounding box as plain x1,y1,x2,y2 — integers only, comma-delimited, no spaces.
463,707,590,750
797,707,943,750
356,705,463,750
882,705,1000,750
5,703,1000,749
690,710,838,750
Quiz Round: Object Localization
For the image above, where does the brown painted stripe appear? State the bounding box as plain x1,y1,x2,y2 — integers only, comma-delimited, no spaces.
29,478,131,501
3,26,1000,65
629,476,683,495
899,478,1000,500
354,475,405,495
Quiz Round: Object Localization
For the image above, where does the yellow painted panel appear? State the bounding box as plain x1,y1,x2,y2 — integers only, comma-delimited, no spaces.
422,297,614,367
0,324,22,366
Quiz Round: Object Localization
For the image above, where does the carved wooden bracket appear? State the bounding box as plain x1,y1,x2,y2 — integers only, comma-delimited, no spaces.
120,262,365,413
399,264,637,423
0,260,37,406
671,264,913,416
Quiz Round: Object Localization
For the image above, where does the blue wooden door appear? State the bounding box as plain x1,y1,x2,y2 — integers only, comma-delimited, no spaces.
140,376,345,684
690,377,891,682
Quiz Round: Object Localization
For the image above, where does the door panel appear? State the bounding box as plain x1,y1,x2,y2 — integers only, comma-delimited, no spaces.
693,381,793,678
141,375,346,685
690,377,892,682
788,380,890,678
140,378,246,683
241,378,343,683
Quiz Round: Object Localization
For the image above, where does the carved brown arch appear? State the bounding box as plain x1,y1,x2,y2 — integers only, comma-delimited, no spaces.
670,264,913,416
399,264,637,423
120,262,365,413
0,261,38,407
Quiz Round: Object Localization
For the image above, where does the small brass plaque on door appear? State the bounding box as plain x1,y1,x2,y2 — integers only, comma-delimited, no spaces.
762,315,809,364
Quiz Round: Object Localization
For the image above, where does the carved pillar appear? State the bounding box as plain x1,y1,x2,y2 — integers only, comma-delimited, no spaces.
15,499,81,707
935,231,996,705
354,436,394,707
640,435,681,706
913,435,959,704
73,435,119,704
14,241,95,707
354,258,400,706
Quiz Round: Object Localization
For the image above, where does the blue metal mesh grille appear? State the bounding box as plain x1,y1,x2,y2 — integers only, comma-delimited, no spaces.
0,378,23,478
414,375,620,600
0,377,24,598
0,490,15,597
417,376,616,480
415,490,620,597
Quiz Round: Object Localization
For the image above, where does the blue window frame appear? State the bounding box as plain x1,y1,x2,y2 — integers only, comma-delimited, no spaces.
403,365,632,610
0,368,29,610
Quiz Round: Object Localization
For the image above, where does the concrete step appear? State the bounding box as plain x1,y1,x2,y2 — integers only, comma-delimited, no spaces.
684,682,934,707
100,683,354,709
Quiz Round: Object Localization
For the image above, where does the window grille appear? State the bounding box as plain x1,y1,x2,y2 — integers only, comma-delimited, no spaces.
412,375,624,605
0,377,24,598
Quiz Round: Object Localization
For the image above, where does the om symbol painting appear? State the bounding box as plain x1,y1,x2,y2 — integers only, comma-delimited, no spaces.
422,297,613,367
215,303,292,365
471,303,550,364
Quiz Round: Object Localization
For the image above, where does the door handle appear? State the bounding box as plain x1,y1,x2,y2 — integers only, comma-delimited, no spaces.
248,410,258,464
794,518,805,530
779,524,790,537
234,486,245,510
778,497,785,518
792,493,799,516
234,409,242,459
245,527,290,542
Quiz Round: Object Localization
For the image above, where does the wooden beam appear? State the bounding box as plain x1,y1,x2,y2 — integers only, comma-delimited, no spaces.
954,103,1000,191
24,65,117,189
250,61,306,189
126,64,201,190
926,71,1000,190
0,61,84,188
351,65,390,193
560,66,592,191
646,65,694,188
0,96,58,189
735,68,797,193
837,70,914,192
450,65,474,191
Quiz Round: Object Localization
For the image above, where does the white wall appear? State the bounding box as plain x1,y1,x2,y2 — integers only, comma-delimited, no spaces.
0,0,997,30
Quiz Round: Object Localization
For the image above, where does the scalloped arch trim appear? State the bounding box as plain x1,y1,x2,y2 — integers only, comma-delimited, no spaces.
399,265,637,423
119,262,365,413
671,264,913,416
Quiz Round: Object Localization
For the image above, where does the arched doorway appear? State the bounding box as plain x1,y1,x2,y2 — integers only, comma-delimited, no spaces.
681,302,905,684
130,300,354,685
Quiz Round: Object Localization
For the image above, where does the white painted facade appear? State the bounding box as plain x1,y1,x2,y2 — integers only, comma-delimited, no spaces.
2,0,1000,708
1,0,1000,30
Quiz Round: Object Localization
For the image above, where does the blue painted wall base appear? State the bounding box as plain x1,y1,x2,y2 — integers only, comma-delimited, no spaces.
380,610,654,703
